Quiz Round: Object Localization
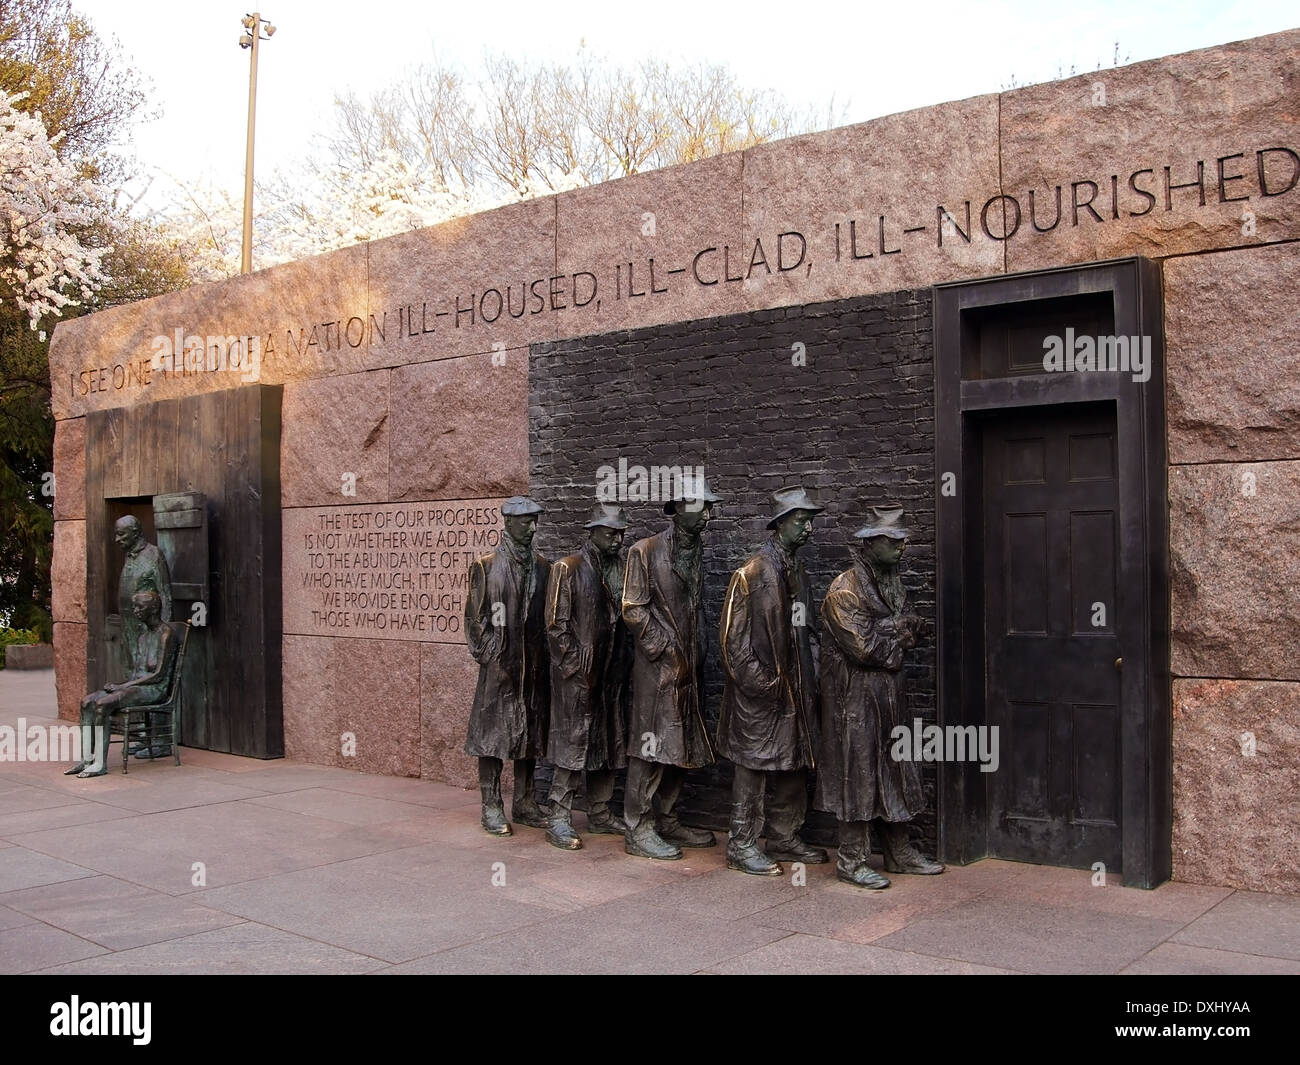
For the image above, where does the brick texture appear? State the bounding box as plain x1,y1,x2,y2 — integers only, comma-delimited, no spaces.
530,289,937,849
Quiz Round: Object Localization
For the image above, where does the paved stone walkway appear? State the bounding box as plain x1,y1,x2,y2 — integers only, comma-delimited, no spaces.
1,669,1297,975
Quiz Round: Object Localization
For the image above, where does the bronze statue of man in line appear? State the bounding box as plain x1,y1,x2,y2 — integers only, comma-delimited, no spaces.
717,486,828,876
620,474,721,861
543,503,632,850
463,496,552,835
816,505,943,889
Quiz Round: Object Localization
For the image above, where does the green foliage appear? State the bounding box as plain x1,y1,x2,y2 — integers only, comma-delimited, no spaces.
0,302,54,635
0,624,43,668
0,1,190,635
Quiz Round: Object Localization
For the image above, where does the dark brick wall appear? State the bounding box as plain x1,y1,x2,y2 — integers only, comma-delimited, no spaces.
529,289,938,851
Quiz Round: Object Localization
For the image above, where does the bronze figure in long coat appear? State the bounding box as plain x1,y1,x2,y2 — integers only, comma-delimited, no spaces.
546,540,629,772
464,497,552,835
815,558,924,823
716,537,817,773
623,525,714,771
464,539,551,760
815,505,943,888
620,475,720,860
718,487,828,876
542,504,632,849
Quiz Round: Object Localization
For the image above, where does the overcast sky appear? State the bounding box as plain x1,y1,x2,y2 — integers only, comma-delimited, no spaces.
86,0,1298,208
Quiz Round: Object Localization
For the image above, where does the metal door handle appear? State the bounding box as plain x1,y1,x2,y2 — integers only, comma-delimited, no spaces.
1114,657,1123,672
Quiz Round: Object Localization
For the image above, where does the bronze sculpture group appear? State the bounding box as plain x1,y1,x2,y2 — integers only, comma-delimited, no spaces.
69,516,177,778
464,487,944,889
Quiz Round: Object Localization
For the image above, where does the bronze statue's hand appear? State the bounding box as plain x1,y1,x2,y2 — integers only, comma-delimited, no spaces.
104,683,116,693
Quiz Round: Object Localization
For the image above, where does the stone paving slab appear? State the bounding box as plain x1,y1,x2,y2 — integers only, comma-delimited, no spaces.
2,672,1297,975
31,923,385,975
0,799,138,836
241,787,453,826
751,864,989,944
7,801,432,895
1119,942,1300,975
0,782,84,817
1004,864,1235,922
377,896,791,974
2,873,245,951
703,932,1017,975
0,668,57,714
0,902,37,930
0,846,98,894
0,922,108,973
871,897,1187,975
195,861,560,963
1170,890,1300,961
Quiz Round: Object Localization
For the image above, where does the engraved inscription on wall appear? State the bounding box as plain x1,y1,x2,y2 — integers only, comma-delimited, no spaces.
283,499,504,643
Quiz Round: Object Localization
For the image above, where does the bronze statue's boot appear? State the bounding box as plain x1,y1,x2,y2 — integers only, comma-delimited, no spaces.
585,806,627,835
766,836,829,864
480,788,512,836
64,762,87,776
478,759,511,836
624,821,682,861
834,820,888,887
510,759,551,829
546,809,582,851
659,814,716,849
511,800,550,829
880,821,944,874
837,863,891,889
726,800,782,876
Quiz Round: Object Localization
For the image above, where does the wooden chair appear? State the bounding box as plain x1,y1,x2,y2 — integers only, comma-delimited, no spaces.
108,621,190,774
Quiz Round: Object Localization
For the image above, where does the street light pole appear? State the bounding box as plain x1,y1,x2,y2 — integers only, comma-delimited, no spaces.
239,13,275,274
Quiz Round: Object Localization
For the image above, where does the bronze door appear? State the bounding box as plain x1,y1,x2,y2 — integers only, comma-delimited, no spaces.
982,404,1122,870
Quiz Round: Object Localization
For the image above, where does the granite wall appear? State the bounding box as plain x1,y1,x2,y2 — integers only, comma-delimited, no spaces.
1164,244,1300,895
46,29,1300,890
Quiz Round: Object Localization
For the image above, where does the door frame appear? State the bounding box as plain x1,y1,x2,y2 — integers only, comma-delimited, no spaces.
933,258,1171,888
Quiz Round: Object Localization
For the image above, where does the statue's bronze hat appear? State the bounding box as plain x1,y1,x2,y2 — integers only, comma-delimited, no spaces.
584,503,629,530
664,472,722,514
767,486,824,529
854,504,909,540
501,496,544,517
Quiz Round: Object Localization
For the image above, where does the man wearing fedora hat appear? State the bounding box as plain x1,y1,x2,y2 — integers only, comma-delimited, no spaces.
620,473,721,860
718,486,829,875
816,504,943,888
542,503,634,850
464,496,553,836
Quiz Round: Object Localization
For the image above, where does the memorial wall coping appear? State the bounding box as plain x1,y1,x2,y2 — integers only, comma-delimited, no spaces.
48,28,1300,421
